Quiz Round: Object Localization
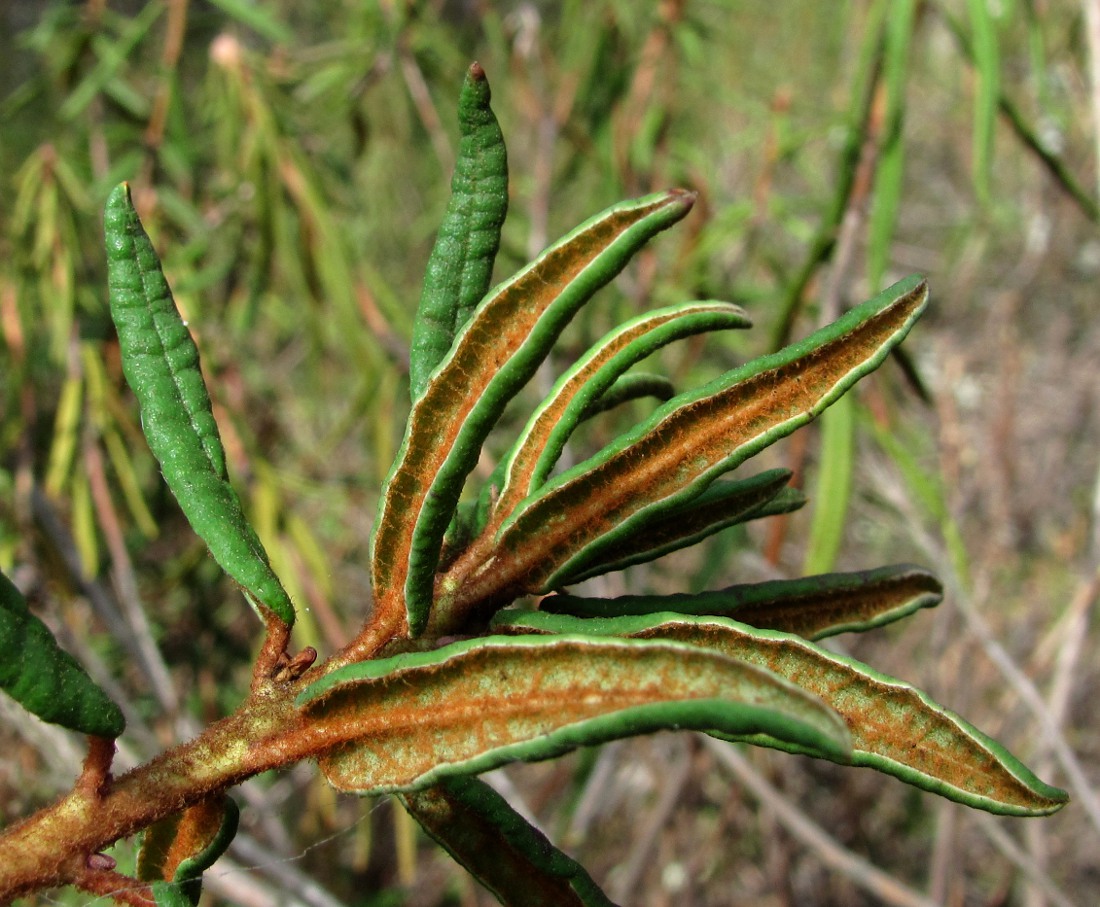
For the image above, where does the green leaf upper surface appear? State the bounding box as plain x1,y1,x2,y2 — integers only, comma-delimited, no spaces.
409,62,509,401
0,570,124,738
372,190,694,637
400,776,617,907
298,633,850,794
492,611,1068,816
104,183,294,628
544,563,942,639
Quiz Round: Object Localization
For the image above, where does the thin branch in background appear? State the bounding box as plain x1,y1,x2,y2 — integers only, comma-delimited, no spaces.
356,282,411,375
702,738,941,907
139,0,189,189
30,489,171,715
396,43,452,173
83,436,181,718
975,813,1079,907
960,571,1100,838
770,13,886,350
612,0,686,196
1025,466,1100,907
820,77,887,323
608,737,694,904
866,455,1100,839
926,799,957,904
566,741,627,846
217,830,349,907
934,0,1100,223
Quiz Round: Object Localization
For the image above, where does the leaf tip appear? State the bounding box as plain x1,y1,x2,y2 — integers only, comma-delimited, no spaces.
667,187,697,211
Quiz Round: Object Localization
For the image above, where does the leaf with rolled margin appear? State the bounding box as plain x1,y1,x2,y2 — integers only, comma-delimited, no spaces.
140,795,239,906
551,469,803,586
580,372,676,417
400,776,617,907
491,611,1068,816
409,62,508,400
372,190,694,637
297,634,849,794
0,569,124,738
105,183,294,629
447,276,928,612
544,563,942,639
483,300,751,535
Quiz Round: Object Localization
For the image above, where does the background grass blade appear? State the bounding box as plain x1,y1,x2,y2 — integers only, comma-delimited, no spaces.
967,0,1000,205
400,776,618,907
801,391,855,575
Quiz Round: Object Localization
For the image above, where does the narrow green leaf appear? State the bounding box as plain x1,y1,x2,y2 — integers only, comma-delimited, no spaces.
541,563,942,639
372,190,694,637
0,570,124,738
105,183,294,629
494,611,1068,816
298,634,850,794
446,276,927,614
410,62,509,400
551,470,802,586
400,776,618,907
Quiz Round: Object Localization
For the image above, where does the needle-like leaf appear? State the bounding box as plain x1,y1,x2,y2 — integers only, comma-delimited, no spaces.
400,776,618,907
543,563,942,639
298,634,850,793
493,611,1068,816
372,190,694,637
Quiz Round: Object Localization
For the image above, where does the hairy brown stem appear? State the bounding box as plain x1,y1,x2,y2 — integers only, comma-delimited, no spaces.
73,863,156,906
0,685,298,903
0,599,418,905
75,737,116,801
